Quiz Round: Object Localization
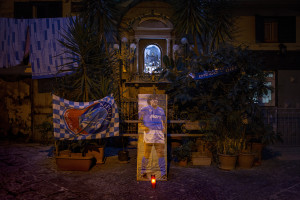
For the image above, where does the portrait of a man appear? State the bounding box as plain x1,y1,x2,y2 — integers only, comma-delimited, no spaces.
137,94,167,181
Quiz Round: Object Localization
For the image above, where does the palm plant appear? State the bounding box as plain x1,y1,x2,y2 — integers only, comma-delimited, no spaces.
55,16,114,102
54,0,122,102
54,11,119,152
163,0,237,119
80,0,119,54
171,0,235,56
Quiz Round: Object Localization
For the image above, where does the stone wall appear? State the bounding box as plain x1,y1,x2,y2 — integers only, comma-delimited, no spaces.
0,79,31,139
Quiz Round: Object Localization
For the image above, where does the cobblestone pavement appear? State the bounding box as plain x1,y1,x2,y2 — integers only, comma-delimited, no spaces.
0,142,299,200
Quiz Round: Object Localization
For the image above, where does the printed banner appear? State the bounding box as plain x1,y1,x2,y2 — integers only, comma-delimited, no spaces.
189,66,237,80
0,18,29,68
0,17,77,79
52,94,119,140
137,94,167,181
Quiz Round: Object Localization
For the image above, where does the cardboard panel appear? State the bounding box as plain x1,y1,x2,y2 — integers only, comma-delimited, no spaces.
137,94,167,181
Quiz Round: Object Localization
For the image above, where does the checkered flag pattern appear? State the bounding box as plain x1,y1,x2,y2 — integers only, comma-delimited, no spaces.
52,94,119,140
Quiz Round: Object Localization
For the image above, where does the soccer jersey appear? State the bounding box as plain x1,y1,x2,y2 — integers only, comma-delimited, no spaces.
139,105,166,143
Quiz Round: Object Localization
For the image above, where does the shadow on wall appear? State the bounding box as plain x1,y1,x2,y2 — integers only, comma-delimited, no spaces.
0,78,31,140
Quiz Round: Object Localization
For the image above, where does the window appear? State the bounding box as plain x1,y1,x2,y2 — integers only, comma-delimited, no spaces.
252,71,275,106
256,16,296,43
14,2,62,19
264,19,278,43
14,2,33,19
36,2,62,18
261,72,276,106
144,44,161,73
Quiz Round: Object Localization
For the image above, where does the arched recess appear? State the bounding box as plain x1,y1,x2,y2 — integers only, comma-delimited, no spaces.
120,1,175,75
144,44,162,73
133,17,173,74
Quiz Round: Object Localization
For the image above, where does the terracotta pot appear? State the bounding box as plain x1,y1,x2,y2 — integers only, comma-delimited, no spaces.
86,147,104,164
192,153,211,166
56,156,94,171
238,153,255,169
71,152,82,157
118,150,129,162
218,154,237,170
251,143,263,165
171,141,182,148
171,136,182,148
178,159,188,167
59,150,71,157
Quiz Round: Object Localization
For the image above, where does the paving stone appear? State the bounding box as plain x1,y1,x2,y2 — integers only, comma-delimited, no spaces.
1,142,300,200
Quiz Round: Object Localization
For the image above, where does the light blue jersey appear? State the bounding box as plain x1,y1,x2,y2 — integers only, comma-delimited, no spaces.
139,106,166,143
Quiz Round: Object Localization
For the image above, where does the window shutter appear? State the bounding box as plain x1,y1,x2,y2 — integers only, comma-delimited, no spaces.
278,16,296,43
255,15,264,43
14,2,33,19
36,2,62,18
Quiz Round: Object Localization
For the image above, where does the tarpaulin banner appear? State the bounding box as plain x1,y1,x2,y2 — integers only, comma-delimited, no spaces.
189,66,237,80
137,94,168,181
0,17,77,79
52,94,119,140
0,18,29,68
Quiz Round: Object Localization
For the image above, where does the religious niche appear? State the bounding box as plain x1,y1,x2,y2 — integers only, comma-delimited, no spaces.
144,44,161,73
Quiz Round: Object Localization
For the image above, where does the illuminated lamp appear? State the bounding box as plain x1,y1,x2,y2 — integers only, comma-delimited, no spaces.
121,37,128,43
151,175,156,188
113,43,120,50
173,44,179,52
181,37,188,45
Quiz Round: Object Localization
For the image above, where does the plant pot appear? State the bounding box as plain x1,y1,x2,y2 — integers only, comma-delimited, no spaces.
251,143,263,165
86,147,104,164
238,153,255,169
218,154,237,170
56,156,94,171
171,141,182,148
192,156,211,166
178,159,188,167
118,150,129,162
59,150,71,157
71,152,83,157
171,136,182,148
192,152,211,166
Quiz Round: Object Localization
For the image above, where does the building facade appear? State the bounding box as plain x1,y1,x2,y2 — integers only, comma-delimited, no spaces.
0,0,299,145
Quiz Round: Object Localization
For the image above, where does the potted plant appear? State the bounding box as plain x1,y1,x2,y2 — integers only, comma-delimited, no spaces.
235,114,256,169
35,120,53,145
248,117,283,165
69,140,85,157
55,140,94,171
191,138,212,166
172,140,193,166
214,111,246,170
118,136,129,163
83,139,105,164
237,138,255,169
55,155,94,171
217,137,240,170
